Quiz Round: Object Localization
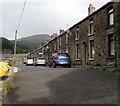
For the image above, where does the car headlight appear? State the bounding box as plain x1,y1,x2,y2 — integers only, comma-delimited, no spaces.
0,66,6,70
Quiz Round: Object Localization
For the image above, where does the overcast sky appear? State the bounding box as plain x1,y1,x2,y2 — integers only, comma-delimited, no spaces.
0,0,110,40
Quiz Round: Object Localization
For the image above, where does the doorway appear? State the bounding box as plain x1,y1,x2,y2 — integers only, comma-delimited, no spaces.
82,42,87,65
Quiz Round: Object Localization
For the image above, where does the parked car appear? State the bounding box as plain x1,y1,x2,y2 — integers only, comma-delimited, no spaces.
0,62,10,78
48,53,72,68
34,57,46,66
26,58,33,66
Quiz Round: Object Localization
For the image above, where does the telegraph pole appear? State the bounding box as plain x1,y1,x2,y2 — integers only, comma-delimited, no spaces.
13,1,26,64
14,30,17,61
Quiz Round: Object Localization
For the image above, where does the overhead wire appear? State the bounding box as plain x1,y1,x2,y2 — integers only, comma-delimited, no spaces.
14,0,26,57
16,1,26,31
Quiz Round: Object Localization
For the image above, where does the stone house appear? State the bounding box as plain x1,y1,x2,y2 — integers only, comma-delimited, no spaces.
70,2,120,67
28,1,120,67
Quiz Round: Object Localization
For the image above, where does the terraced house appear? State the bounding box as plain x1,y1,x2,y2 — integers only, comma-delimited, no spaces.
28,1,120,67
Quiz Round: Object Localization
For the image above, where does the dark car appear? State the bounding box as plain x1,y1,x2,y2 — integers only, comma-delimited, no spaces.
48,53,71,68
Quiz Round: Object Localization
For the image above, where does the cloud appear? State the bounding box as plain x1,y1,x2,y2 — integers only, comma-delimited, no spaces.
1,0,111,40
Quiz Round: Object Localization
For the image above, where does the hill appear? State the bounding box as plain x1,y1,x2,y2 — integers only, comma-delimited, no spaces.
0,37,13,54
0,34,50,54
11,34,50,53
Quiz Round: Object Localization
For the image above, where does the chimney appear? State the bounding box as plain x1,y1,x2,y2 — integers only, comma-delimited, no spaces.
88,3,95,15
51,33,58,40
59,29,64,34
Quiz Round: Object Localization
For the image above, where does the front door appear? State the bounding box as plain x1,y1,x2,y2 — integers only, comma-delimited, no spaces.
82,42,87,65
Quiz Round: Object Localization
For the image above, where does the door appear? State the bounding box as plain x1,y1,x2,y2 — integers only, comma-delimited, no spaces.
82,42,87,65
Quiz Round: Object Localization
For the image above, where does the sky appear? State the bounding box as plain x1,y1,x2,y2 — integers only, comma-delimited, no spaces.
0,0,111,40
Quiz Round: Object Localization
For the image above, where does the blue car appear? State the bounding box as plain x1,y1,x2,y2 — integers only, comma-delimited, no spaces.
48,53,72,68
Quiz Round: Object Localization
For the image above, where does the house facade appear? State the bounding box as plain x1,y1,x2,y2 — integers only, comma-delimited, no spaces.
28,2,120,67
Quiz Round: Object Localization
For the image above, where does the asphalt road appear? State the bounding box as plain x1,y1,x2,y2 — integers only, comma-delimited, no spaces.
3,65,119,104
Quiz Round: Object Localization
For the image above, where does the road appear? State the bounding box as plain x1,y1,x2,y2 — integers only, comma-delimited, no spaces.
3,65,118,104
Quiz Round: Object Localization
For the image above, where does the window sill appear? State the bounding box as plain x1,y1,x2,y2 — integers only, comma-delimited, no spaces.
106,56,115,59
75,59,80,61
106,25,114,29
88,33,94,36
89,58,94,61
75,39,79,41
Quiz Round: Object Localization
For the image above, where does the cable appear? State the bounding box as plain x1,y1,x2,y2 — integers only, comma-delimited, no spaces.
16,1,26,31
14,0,26,57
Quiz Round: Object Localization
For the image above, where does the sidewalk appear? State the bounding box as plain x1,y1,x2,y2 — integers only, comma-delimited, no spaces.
0,82,2,106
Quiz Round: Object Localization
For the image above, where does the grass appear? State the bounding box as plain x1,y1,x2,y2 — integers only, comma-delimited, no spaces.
102,67,120,74
2,79,13,97
80,65,98,70
79,65,120,75
1,68,15,98
0,82,2,88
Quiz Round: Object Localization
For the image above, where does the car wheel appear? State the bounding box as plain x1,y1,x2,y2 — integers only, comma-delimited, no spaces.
48,63,51,67
68,65,71,68
34,64,37,66
1,76,5,80
52,62,56,68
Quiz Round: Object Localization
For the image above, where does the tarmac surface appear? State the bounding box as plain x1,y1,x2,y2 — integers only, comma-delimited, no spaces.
2,65,119,104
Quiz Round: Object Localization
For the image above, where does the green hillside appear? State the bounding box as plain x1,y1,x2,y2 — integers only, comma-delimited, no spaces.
1,34,50,54
0,37,13,54
11,34,50,53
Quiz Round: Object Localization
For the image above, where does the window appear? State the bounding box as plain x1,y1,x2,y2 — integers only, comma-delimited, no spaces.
89,19,94,34
76,44,79,59
75,27,79,40
66,34,68,44
108,34,115,56
89,40,95,59
108,8,114,26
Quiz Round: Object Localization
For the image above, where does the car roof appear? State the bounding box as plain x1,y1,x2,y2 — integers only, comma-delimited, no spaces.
37,57,45,59
52,53,70,56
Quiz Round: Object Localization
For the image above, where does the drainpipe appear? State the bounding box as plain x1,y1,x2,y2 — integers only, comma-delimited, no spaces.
57,36,59,52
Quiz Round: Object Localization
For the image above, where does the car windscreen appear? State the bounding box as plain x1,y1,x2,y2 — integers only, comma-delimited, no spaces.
58,53,70,57
37,58,45,60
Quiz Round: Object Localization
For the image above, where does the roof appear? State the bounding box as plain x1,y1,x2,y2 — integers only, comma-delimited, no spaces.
69,2,114,30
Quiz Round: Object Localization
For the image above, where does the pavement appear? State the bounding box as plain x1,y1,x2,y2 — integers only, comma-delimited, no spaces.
0,88,2,106
2,65,119,104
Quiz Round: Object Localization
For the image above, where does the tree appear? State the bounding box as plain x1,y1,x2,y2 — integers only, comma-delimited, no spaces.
0,37,13,54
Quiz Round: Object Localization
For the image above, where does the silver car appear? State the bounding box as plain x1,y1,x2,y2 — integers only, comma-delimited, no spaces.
34,57,46,66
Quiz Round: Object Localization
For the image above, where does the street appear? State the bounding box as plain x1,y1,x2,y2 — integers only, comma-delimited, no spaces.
3,65,118,104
